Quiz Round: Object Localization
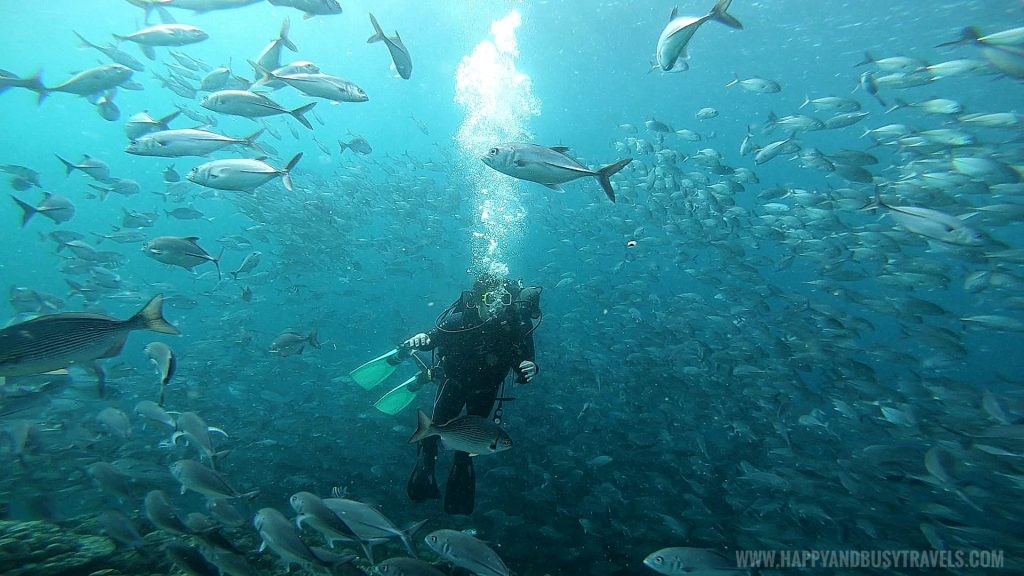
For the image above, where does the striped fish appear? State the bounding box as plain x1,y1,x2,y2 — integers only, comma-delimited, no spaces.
408,410,512,456
0,294,179,385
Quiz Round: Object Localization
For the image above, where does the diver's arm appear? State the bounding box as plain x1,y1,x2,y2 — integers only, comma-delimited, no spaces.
512,325,538,382
404,332,436,350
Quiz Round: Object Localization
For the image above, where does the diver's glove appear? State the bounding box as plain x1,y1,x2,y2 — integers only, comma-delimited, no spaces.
405,333,431,348
518,360,538,383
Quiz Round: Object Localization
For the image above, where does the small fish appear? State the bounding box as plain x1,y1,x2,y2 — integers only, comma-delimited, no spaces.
94,90,120,121
127,128,263,158
230,251,261,280
10,192,75,226
656,0,743,71
267,0,342,19
145,489,195,536
339,136,372,155
695,107,718,120
164,542,220,576
269,330,320,356
254,507,353,572
113,24,209,60
96,406,132,438
134,400,176,428
424,530,509,576
289,491,359,548
725,73,781,93
408,410,512,456
643,547,733,575
481,142,632,202
124,109,182,139
165,206,206,220
172,412,227,468
143,236,223,279
376,557,447,576
163,165,181,182
368,13,412,79
321,498,425,562
144,342,175,404
187,153,302,193
170,459,256,499
252,63,368,103
0,294,179,380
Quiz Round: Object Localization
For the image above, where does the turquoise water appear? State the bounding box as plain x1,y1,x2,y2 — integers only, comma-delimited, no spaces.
2,1,1023,574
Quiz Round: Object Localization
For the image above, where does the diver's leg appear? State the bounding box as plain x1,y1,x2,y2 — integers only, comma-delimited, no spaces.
408,379,463,502
444,378,500,514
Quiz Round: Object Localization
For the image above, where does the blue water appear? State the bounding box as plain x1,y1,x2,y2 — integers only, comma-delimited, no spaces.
2,1,1024,574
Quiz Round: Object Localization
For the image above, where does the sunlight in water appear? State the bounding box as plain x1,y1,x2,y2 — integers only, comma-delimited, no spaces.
454,10,541,278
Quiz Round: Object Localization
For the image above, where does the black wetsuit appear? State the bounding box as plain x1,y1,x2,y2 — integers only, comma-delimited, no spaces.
408,293,538,513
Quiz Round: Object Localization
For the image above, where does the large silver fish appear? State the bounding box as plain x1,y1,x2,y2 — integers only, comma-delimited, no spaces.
10,192,75,226
144,236,223,278
267,0,342,19
200,90,316,129
187,153,302,193
126,128,262,157
41,64,133,103
655,0,743,71
367,13,412,79
424,529,509,576
482,142,632,202
254,507,353,572
0,294,179,384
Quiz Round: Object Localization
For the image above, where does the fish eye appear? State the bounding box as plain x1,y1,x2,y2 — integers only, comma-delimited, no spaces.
428,535,437,543
488,148,498,156
654,556,664,564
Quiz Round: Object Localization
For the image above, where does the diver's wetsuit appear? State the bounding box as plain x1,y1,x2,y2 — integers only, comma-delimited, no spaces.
407,291,537,514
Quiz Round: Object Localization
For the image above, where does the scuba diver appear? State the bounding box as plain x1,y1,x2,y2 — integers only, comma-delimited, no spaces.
401,273,542,514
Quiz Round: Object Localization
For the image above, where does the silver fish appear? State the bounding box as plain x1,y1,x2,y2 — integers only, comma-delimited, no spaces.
144,236,223,278
200,90,315,129
124,109,181,139
269,329,319,356
289,491,359,547
376,557,447,576
134,399,176,428
74,32,146,71
172,411,227,466
339,136,372,155
230,251,261,280
368,13,412,79
145,489,195,535
41,64,133,103
253,507,352,572
253,19,298,81
187,153,302,193
408,410,512,456
481,142,632,202
256,67,368,103
423,529,509,576
113,24,209,46
10,192,75,226
126,128,262,157
643,547,733,575
170,459,256,499
144,341,175,400
320,498,426,562
268,0,342,18
656,0,742,71
0,295,179,382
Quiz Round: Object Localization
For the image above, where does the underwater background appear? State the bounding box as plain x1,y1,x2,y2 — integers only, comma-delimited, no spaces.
2,0,1024,574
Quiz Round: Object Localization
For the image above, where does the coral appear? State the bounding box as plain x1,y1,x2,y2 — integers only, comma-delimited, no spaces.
0,519,115,576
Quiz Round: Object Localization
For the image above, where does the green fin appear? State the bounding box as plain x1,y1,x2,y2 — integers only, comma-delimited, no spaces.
373,375,419,415
349,349,399,390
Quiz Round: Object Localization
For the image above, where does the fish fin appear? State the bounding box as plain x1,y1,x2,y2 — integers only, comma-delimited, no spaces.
55,154,75,176
595,158,633,202
668,6,678,20
74,31,97,49
242,128,264,148
308,329,321,349
279,17,297,52
289,103,315,131
10,195,37,227
367,13,385,43
710,0,743,29
550,146,571,153
542,183,563,192
156,109,181,127
171,431,184,444
184,236,201,242
725,71,739,87
132,294,181,335
42,369,69,375
856,51,875,67
99,339,128,359
408,410,434,444
209,426,229,438
282,152,303,191
142,45,156,61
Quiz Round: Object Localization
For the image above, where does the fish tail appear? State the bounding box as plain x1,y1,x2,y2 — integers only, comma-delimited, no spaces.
279,17,297,52
74,31,96,49
338,140,349,154
25,70,45,94
157,109,181,129
398,519,429,558
308,329,321,349
800,94,810,109
595,158,633,203
367,13,386,43
725,72,739,87
281,152,303,192
213,247,224,281
242,128,264,148
937,26,980,48
88,183,111,201
710,0,743,29
55,154,75,176
408,410,435,444
885,98,908,114
132,294,181,335
10,194,37,227
856,51,875,67
289,102,315,131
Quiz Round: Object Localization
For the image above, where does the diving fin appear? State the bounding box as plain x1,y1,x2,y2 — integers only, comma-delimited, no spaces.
349,347,408,390
444,455,476,515
373,375,419,415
